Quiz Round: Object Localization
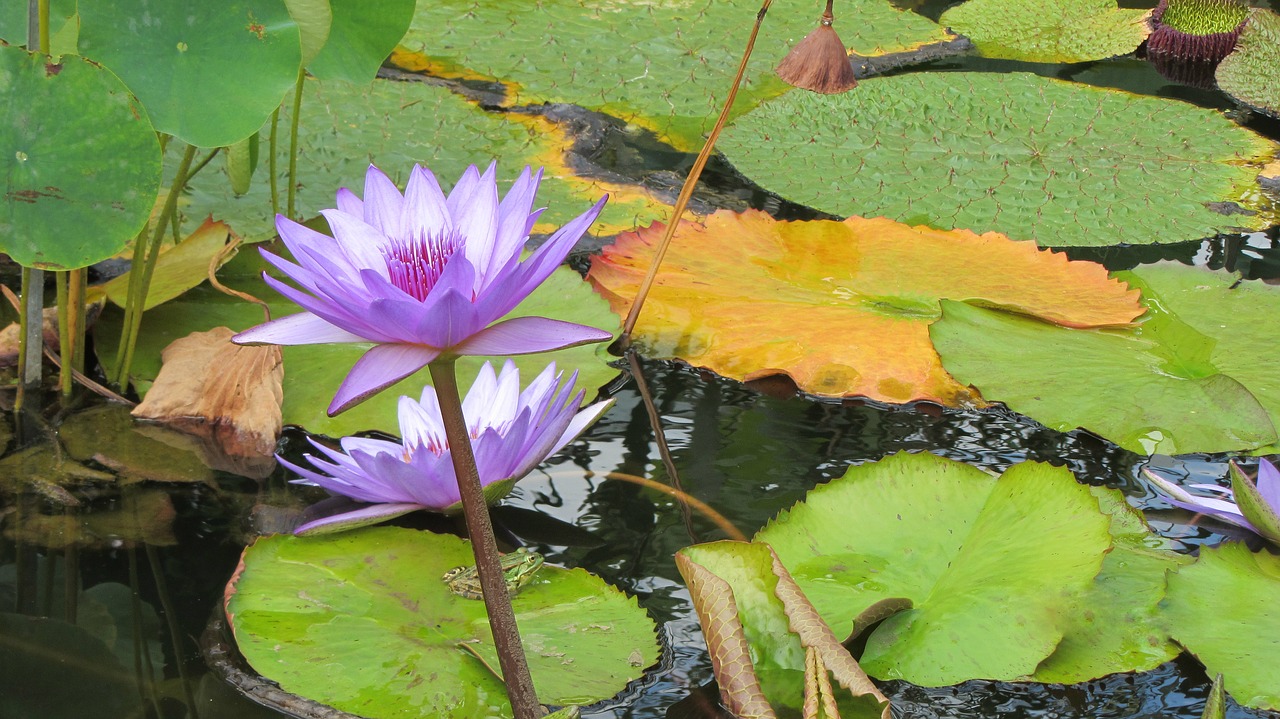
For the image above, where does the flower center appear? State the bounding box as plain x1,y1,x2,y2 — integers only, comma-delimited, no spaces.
382,230,462,302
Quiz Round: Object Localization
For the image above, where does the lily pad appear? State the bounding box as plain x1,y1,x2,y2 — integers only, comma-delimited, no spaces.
95,261,620,438
939,0,1150,63
225,527,658,717
1163,542,1280,711
78,0,302,148
0,45,162,269
931,263,1280,455
59,404,216,484
755,453,1113,686
307,0,416,83
179,76,669,240
392,0,953,151
1216,9,1280,118
588,210,1141,405
720,72,1278,247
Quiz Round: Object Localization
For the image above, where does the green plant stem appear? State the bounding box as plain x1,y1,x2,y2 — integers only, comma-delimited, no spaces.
186,147,220,183
16,268,44,408
113,143,197,389
287,68,305,219
269,107,281,216
427,358,541,719
55,271,71,398
70,268,85,374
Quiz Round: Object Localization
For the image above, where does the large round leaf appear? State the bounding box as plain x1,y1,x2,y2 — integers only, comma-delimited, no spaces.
307,0,415,83
720,72,1277,247
931,263,1280,455
939,0,1150,63
392,0,954,151
94,261,621,438
225,528,658,716
1162,542,1280,711
755,453,1113,685
180,76,669,240
1216,8,1280,117
78,0,302,148
588,209,1141,405
0,45,161,269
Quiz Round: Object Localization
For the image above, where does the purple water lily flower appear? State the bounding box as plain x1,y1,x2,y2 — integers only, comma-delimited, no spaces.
285,360,613,535
1144,458,1280,545
233,163,613,415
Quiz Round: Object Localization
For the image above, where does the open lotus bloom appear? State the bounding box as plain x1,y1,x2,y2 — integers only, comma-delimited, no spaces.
1144,458,1280,545
233,163,613,415
284,360,613,535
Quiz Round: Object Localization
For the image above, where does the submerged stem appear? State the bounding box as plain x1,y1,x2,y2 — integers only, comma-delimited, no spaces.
427,359,541,719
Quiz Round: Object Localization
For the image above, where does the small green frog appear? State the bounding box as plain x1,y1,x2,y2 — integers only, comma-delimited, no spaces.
442,547,544,600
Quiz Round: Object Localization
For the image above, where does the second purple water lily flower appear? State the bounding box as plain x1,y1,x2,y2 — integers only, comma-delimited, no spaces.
233,162,613,415
285,360,613,535
1144,458,1280,545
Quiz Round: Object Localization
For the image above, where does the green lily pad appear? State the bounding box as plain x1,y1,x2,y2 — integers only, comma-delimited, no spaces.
0,45,162,269
307,0,415,83
94,261,620,438
939,0,1150,63
931,263,1280,455
756,452,1113,685
283,0,331,67
1216,9,1280,118
1031,489,1188,682
179,76,669,240
78,0,302,148
226,528,657,717
720,72,1277,247
1163,542,1280,711
393,0,952,151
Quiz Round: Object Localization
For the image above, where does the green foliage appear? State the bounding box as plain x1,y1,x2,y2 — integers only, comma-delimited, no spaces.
227,528,658,717
1217,9,1280,117
78,0,302,148
395,0,952,150
1161,0,1248,35
94,262,620,438
939,0,1150,63
308,0,415,83
0,45,162,269
720,72,1277,247
1163,542,1280,711
931,264,1280,455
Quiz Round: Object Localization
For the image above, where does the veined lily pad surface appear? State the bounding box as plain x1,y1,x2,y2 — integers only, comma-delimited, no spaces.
392,0,953,150
95,260,620,438
1216,8,1280,117
180,76,668,240
1162,542,1280,711
931,263,1280,455
755,453,1114,686
588,210,1141,405
939,0,1151,63
226,527,658,718
720,72,1277,247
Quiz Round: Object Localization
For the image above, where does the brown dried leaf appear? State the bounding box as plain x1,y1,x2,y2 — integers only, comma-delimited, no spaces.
132,327,282,463
674,550,777,719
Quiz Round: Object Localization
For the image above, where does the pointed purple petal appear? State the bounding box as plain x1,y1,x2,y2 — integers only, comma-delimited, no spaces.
403,164,452,241
233,312,369,345
1257,459,1280,511
492,166,541,268
457,169,500,282
452,316,612,356
328,344,440,415
335,187,363,216
360,164,405,238
321,209,392,277
294,502,424,535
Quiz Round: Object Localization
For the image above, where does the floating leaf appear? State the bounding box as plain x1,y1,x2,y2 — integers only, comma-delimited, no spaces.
0,45,161,269
939,0,1150,63
95,262,620,438
95,218,235,311
1163,542,1280,711
931,263,1280,454
78,0,302,148
755,453,1113,685
720,72,1277,247
1032,489,1189,682
588,210,1140,405
225,528,658,717
282,0,331,67
180,76,668,240
392,0,953,150
1216,9,1280,117
59,405,216,485
307,0,415,83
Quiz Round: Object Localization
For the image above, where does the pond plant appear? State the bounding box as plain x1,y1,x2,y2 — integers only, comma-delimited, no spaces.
2,1,1280,719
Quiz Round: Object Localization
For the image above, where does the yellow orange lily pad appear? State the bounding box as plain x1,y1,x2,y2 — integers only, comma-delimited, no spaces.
588,210,1142,405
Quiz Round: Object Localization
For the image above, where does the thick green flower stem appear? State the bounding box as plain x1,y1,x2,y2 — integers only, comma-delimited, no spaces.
287,68,305,220
428,358,542,719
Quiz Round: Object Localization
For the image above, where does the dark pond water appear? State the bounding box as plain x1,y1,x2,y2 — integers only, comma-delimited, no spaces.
3,4,1280,719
